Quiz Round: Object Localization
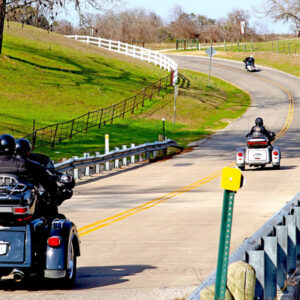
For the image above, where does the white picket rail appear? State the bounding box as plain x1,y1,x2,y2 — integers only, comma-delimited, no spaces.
65,35,178,84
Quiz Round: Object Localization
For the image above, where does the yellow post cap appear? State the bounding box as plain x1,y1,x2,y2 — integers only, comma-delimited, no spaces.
221,167,243,191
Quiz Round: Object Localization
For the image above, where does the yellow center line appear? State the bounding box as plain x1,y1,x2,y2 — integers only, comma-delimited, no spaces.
78,76,295,237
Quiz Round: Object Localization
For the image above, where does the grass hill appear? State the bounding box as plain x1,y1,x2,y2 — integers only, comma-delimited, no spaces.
0,22,250,161
0,22,168,135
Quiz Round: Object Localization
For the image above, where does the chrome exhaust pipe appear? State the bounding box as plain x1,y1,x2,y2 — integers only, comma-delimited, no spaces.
12,269,24,283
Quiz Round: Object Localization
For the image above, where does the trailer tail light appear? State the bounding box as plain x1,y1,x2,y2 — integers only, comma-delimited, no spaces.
13,207,29,214
238,152,243,157
247,141,268,146
48,236,61,247
273,151,278,156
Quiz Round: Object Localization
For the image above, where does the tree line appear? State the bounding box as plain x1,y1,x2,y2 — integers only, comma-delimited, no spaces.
0,0,299,54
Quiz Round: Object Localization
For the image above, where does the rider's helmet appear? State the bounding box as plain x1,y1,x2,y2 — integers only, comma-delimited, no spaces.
0,134,16,155
250,55,253,58
255,117,263,126
15,138,32,158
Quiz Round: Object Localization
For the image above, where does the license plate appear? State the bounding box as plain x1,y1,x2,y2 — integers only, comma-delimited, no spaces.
0,242,9,255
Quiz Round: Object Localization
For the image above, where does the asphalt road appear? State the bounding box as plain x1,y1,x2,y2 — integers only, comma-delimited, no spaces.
2,55,300,300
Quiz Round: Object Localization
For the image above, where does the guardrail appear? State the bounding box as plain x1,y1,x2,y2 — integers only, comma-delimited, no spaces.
65,35,178,84
54,139,182,177
189,192,300,300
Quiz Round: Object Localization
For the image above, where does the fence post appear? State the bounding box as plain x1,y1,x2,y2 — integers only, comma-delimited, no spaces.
105,134,110,171
275,225,288,289
111,104,116,125
122,99,127,118
32,130,37,150
262,236,277,300
131,143,135,164
170,70,174,87
224,39,226,51
95,151,100,174
284,215,296,273
115,147,120,168
70,119,75,138
131,95,137,114
122,145,127,166
84,153,90,176
51,124,59,148
246,250,265,299
294,207,300,258
288,42,291,54
86,112,90,133
98,109,104,128
157,79,162,95
73,156,79,179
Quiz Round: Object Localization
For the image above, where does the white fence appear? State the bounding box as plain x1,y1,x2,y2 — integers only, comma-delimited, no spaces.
65,35,178,84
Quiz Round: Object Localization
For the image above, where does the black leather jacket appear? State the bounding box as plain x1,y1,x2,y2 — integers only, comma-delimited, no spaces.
0,155,57,194
248,125,271,139
244,57,255,64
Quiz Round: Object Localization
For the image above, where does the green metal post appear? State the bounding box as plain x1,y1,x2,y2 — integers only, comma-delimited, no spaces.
237,41,239,52
277,40,279,53
197,39,199,50
224,39,226,51
288,42,290,54
251,40,253,52
214,190,235,300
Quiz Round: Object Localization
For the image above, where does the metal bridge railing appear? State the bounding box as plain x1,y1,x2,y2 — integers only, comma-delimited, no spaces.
189,192,300,300
54,139,182,178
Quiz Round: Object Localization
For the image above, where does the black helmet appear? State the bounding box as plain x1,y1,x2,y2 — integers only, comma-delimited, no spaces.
0,134,16,155
15,138,31,157
255,117,263,126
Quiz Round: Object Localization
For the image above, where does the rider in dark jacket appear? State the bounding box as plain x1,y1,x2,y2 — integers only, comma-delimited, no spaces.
248,117,271,140
15,138,74,215
243,55,255,69
0,135,57,193
0,135,59,218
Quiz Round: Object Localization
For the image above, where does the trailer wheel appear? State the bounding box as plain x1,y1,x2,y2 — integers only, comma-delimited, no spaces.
62,239,77,288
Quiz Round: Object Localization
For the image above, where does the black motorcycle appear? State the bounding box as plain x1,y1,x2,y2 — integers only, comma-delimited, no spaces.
0,169,80,285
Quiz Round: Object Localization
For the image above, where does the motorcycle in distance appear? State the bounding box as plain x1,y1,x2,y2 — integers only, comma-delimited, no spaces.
245,61,256,72
236,131,281,170
0,156,80,286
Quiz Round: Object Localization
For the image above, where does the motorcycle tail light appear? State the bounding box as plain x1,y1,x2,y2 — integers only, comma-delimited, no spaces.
273,151,278,155
238,152,243,157
48,236,61,247
13,207,29,214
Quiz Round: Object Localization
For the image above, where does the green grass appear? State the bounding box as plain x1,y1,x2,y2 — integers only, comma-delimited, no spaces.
43,69,250,161
0,23,250,161
0,22,168,135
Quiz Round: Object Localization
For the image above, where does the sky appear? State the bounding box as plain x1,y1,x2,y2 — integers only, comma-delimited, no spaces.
121,0,292,34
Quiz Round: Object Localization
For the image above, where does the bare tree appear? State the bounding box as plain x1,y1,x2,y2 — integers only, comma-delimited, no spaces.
221,9,253,41
91,8,163,43
0,0,120,54
259,0,300,36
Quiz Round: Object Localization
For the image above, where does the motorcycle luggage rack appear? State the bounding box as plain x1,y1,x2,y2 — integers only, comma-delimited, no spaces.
0,175,26,194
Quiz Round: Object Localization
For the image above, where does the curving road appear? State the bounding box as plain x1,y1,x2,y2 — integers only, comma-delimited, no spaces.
2,55,300,299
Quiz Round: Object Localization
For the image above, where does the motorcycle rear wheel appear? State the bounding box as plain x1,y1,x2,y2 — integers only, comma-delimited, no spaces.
63,240,77,287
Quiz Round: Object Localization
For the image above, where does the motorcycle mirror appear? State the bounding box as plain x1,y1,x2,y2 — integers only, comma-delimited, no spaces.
60,174,73,183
